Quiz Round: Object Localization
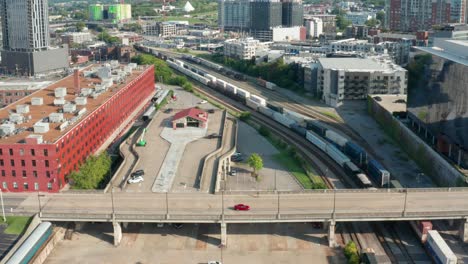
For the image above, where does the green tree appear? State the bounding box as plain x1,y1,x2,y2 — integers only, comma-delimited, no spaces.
376,10,385,24
71,53,79,64
239,111,251,121
69,152,112,189
247,153,263,177
365,18,379,27
336,15,352,30
344,241,360,264
76,21,86,32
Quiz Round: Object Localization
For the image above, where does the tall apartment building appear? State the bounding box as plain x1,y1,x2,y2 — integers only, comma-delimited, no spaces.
281,0,303,27
218,0,304,38
313,57,407,107
88,4,132,23
143,22,178,37
305,17,323,38
0,0,68,76
0,63,155,192
304,15,336,38
450,0,466,23
385,0,453,31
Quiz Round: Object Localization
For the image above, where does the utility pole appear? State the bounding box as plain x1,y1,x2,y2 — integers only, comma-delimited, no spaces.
111,187,115,217
165,192,169,219
0,189,5,222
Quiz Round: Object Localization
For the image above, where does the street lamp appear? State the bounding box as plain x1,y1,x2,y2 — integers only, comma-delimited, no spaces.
0,189,5,222
37,192,45,216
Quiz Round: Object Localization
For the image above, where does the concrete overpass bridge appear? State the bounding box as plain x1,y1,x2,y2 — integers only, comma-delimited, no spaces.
5,188,468,247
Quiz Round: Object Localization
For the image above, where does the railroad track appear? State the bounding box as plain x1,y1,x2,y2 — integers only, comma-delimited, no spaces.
191,83,339,189
373,222,416,263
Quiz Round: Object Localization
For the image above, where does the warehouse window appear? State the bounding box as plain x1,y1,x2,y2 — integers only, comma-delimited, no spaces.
21,160,25,167
33,171,37,178
44,149,48,157
23,183,28,190
0,160,3,166
22,171,26,177
31,149,35,156
13,182,17,189
46,171,51,178
10,160,14,166
0,149,2,155
47,183,52,190
45,160,49,167
34,183,39,191
9,149,13,155
19,149,24,156
1,170,4,177
32,160,36,167
2,182,6,189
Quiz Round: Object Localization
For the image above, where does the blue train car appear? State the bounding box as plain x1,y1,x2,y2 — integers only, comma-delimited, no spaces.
7,222,53,264
306,120,327,137
290,123,307,137
344,141,367,167
367,159,390,187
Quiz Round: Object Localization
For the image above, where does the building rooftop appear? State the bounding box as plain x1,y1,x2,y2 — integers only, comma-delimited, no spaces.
318,57,401,72
0,63,148,144
173,108,208,122
0,81,52,91
415,38,468,66
371,94,407,113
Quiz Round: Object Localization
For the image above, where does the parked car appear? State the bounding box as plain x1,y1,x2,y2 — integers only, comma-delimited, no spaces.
231,156,243,162
199,100,207,104
172,223,183,229
230,169,237,176
208,109,215,114
164,108,172,113
208,261,222,264
234,204,250,211
207,133,222,139
131,170,145,177
128,175,144,184
232,152,242,157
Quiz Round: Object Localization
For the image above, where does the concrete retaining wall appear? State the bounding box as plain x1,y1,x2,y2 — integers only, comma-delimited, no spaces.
215,118,239,193
199,110,227,191
30,227,66,264
367,96,465,186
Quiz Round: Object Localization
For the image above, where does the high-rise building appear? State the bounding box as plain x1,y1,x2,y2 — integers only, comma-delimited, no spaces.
450,0,466,23
281,0,303,27
218,0,304,36
88,4,132,23
250,0,283,31
0,0,68,76
385,0,452,31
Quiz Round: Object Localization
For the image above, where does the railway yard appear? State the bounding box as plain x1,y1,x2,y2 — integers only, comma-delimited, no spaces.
134,47,464,263
11,46,464,264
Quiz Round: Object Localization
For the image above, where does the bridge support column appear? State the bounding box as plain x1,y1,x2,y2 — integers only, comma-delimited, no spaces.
113,221,122,247
220,222,227,247
459,218,468,243
327,221,336,248
75,222,85,231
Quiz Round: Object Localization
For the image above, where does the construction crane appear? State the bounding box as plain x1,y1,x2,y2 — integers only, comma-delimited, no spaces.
136,128,147,147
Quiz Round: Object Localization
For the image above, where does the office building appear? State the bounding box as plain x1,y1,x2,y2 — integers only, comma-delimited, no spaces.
0,63,155,192
61,32,93,46
281,0,304,27
250,0,283,31
224,37,261,59
304,15,336,38
143,22,178,37
218,0,251,31
450,0,466,23
88,4,132,23
305,17,323,38
313,57,407,107
345,25,369,39
408,38,468,167
0,0,68,76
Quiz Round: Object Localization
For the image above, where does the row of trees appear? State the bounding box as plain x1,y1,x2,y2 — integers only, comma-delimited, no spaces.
206,54,303,92
69,152,112,189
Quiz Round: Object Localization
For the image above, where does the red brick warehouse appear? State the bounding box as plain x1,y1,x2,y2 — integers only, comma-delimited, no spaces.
0,63,155,192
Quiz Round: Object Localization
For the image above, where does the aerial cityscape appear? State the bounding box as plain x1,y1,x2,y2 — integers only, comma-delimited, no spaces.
0,0,466,263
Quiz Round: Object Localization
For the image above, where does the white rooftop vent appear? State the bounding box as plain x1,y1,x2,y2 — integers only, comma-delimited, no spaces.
26,134,43,144
49,113,64,123
33,122,49,133
31,97,43,106
16,104,29,114
9,113,24,124
55,87,67,98
75,97,87,106
0,123,15,136
81,88,93,97
128,63,137,69
77,108,87,117
59,121,69,131
54,98,66,106
63,103,76,113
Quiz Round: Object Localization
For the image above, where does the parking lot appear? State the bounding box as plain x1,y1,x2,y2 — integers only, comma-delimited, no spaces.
125,86,225,193
224,122,302,191
45,222,345,264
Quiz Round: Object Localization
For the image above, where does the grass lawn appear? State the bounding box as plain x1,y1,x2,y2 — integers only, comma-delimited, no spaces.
3,216,31,235
273,152,315,189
